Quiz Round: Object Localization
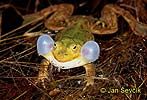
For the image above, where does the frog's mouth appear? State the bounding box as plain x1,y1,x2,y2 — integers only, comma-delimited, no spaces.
44,52,87,69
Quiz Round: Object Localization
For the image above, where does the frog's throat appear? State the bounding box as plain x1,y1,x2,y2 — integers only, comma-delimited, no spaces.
43,52,88,69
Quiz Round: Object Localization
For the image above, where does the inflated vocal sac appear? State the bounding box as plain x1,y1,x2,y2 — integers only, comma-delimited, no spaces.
37,34,54,56
81,41,100,62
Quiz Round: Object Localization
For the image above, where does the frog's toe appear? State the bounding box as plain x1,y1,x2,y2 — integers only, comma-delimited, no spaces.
95,21,106,28
86,77,94,87
36,74,48,88
36,79,46,88
83,77,94,91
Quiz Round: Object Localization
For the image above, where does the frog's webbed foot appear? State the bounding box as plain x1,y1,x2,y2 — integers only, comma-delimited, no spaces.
44,4,74,31
83,63,95,90
36,59,50,88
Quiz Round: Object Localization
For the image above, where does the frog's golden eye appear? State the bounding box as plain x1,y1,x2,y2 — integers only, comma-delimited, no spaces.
70,44,78,51
53,42,62,50
73,45,77,49
53,43,57,49
54,43,56,47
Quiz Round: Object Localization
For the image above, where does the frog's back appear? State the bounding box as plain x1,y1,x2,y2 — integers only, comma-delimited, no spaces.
55,17,94,45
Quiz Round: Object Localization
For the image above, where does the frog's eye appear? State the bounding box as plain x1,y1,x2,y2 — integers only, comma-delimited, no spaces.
81,41,100,62
53,43,57,49
70,44,78,51
37,34,54,56
53,42,61,49
72,45,77,50
73,45,76,49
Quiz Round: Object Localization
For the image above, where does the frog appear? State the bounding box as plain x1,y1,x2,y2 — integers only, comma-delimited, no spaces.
37,16,100,88
35,3,147,89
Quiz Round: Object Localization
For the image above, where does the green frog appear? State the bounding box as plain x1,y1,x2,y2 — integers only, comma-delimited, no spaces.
37,17,100,88
36,3,147,89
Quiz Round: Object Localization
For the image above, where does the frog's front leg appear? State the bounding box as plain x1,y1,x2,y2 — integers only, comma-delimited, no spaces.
83,63,95,88
37,59,50,88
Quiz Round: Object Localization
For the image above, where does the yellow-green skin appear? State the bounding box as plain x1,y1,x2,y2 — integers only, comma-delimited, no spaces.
53,19,94,62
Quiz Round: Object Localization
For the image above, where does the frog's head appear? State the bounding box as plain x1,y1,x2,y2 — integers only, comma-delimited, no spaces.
37,34,100,67
52,38,81,62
